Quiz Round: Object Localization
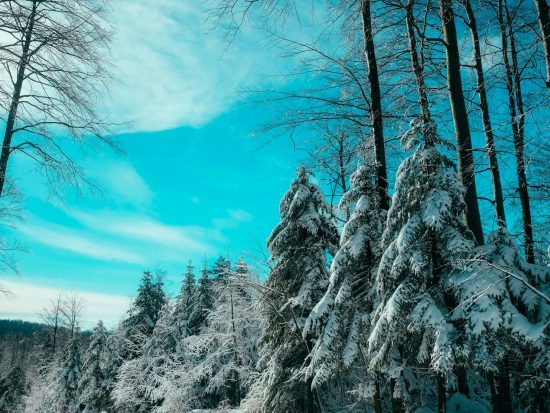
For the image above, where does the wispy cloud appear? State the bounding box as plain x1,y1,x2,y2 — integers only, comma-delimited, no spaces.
107,0,267,132
18,223,147,264
88,159,153,208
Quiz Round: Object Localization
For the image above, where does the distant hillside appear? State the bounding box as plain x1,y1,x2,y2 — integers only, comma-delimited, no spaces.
0,319,47,336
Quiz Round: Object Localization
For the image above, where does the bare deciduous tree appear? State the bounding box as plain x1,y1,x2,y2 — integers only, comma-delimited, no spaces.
0,0,116,199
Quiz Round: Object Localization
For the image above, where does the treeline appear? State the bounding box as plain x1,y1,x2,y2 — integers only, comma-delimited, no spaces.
0,258,261,413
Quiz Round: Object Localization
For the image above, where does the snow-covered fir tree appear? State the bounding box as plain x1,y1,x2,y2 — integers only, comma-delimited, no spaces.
113,302,175,413
75,320,110,413
0,366,27,413
52,338,83,413
304,164,386,410
172,260,197,341
449,225,550,412
188,259,214,335
122,271,166,359
368,120,475,411
245,166,338,413
211,256,231,281
174,263,261,410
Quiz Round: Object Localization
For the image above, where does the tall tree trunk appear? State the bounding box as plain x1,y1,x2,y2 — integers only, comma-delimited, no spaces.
361,0,389,210
460,0,507,224
0,1,38,197
373,376,383,413
498,0,535,263
437,374,447,413
491,356,513,413
405,0,433,131
439,0,484,245
534,0,550,91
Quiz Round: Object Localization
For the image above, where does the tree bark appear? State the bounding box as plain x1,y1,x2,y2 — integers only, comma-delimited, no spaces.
0,1,38,198
491,356,513,413
437,374,447,413
439,0,484,245
534,0,550,91
361,0,389,210
462,0,507,224
373,377,383,413
498,0,535,263
405,0,433,139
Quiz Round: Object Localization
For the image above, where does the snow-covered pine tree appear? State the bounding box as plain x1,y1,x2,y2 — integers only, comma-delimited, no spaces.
368,120,475,412
0,366,27,413
52,337,83,413
304,164,386,411
178,263,261,409
188,259,214,335
449,225,550,412
75,320,109,413
247,166,338,413
172,260,197,342
211,256,231,281
113,302,175,413
122,271,166,359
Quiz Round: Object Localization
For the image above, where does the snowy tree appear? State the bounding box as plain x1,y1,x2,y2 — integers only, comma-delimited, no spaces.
211,256,231,281
0,366,27,413
177,264,261,409
304,164,386,411
173,261,197,341
75,320,110,413
247,166,338,413
52,338,83,413
122,271,166,359
368,120,475,412
188,260,214,335
113,303,176,413
449,225,550,412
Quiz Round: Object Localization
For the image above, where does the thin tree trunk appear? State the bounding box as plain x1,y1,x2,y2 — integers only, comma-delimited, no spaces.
361,0,389,210
491,356,513,413
462,0,507,224
0,1,37,197
439,0,484,245
498,0,535,263
373,376,383,413
534,0,550,91
405,0,432,129
437,373,447,413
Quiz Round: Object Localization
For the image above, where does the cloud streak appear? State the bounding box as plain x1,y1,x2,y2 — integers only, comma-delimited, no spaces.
107,0,267,132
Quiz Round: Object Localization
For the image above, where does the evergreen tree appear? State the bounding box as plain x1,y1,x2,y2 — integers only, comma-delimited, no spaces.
178,264,260,409
172,261,197,341
188,259,214,334
449,225,550,412
75,320,109,413
247,166,338,413
211,256,231,281
53,338,83,413
0,366,27,413
368,120,475,411
122,271,166,359
304,165,386,411
113,303,176,413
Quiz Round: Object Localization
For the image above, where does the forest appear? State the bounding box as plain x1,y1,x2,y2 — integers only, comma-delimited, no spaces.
0,0,549,412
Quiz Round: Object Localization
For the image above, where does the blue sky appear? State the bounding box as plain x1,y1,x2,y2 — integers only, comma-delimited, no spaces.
1,0,547,327
0,0,311,326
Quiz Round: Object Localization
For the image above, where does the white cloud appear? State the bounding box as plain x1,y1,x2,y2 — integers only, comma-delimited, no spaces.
107,0,265,132
67,209,220,254
0,280,130,328
88,159,153,208
18,223,147,264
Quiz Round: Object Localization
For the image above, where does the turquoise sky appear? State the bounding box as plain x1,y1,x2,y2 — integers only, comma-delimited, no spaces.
1,0,547,327
0,0,313,326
